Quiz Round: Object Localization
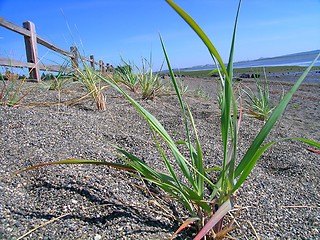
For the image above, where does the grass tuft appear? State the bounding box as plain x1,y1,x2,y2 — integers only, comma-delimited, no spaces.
74,56,107,111
137,56,165,100
114,59,140,93
0,67,34,107
242,68,276,121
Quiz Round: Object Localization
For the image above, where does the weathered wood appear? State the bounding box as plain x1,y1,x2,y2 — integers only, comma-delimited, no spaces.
23,21,41,81
0,17,104,76
99,60,105,73
0,17,31,37
0,57,35,69
81,55,99,65
0,57,69,72
90,55,95,69
0,17,72,58
70,46,79,69
43,64,72,72
37,37,72,57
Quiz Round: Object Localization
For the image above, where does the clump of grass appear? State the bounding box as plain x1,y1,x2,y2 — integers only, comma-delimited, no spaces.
0,67,33,107
60,19,108,111
242,68,275,121
192,86,210,100
74,58,107,111
137,57,164,100
176,78,189,96
114,57,165,100
46,75,72,91
41,62,73,91
39,62,75,109
114,59,140,93
13,0,320,239
166,77,189,96
3,68,19,81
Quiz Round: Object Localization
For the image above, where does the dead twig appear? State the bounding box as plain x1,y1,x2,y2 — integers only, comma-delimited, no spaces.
246,220,260,240
281,205,320,209
17,213,71,240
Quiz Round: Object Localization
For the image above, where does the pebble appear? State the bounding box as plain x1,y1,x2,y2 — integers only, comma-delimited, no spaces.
94,234,102,240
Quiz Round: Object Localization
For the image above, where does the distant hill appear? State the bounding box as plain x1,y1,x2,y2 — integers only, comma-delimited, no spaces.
172,49,320,72
237,49,319,63
263,49,320,59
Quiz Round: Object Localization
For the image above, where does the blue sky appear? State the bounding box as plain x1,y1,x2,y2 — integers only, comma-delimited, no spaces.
0,0,319,71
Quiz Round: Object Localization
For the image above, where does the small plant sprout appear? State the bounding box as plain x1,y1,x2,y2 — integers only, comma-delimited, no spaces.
137,56,164,100
0,66,37,107
114,58,140,93
45,62,73,91
176,78,189,96
74,57,107,111
113,56,164,100
242,68,275,121
192,86,210,100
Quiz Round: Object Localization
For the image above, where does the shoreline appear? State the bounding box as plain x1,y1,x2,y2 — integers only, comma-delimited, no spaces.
169,66,320,83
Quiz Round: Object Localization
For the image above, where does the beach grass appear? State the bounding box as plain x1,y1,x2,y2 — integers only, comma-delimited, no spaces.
137,57,165,100
0,67,37,107
242,70,275,121
114,59,140,93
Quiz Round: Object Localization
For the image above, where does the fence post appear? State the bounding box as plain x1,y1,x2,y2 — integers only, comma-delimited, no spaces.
90,55,95,69
23,21,40,82
70,46,79,69
99,60,105,74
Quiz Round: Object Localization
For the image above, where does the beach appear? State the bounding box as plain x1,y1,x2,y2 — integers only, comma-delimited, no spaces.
1,72,319,239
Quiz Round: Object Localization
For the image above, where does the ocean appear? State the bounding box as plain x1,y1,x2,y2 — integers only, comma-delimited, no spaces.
184,50,320,71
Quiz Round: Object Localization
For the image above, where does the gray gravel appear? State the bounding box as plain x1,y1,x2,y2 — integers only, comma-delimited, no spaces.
1,76,319,239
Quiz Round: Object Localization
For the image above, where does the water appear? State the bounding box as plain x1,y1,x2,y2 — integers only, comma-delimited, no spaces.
185,50,320,71
176,50,320,83
234,53,320,68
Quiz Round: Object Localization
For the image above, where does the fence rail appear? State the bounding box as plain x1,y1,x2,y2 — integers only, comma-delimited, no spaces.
0,16,108,81
0,57,65,72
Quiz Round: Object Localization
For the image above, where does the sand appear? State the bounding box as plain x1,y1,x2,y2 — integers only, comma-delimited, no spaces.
0,72,319,239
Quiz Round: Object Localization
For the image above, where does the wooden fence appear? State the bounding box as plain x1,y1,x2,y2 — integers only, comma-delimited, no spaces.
0,16,109,82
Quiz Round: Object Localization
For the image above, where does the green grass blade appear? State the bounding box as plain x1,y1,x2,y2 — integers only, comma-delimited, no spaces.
186,104,205,197
233,142,275,192
165,0,228,77
233,136,320,193
116,145,197,213
226,0,242,77
221,0,242,195
146,177,195,213
98,73,196,191
235,53,320,178
160,36,217,195
159,36,201,190
115,147,175,183
289,137,320,148
149,128,191,191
